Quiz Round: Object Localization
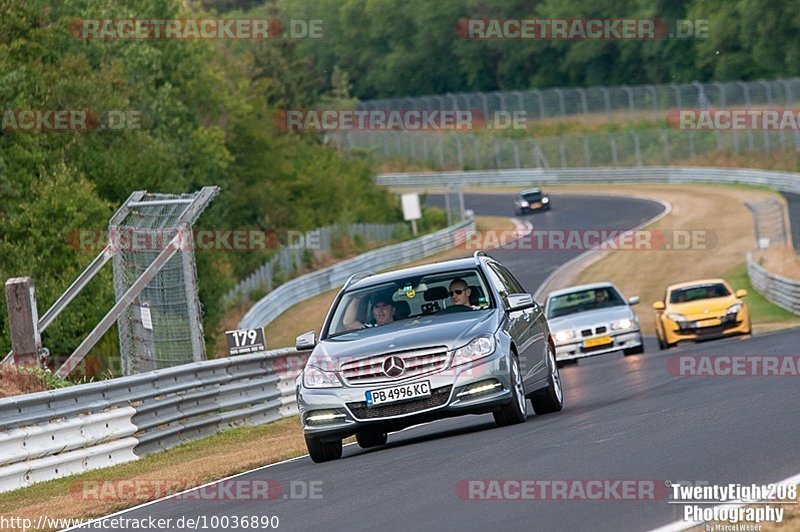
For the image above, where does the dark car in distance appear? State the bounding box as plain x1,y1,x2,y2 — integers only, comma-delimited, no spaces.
514,188,551,215
295,251,564,462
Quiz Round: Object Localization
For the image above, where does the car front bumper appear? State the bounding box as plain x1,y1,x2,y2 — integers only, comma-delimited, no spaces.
554,330,642,361
663,314,749,344
297,351,513,441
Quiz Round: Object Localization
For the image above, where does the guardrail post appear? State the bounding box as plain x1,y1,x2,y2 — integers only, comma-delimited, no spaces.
5,277,42,366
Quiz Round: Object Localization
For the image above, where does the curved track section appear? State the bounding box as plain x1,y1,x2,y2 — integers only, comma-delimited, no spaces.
77,193,800,532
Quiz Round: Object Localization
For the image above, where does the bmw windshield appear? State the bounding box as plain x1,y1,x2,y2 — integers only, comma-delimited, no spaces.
547,287,626,319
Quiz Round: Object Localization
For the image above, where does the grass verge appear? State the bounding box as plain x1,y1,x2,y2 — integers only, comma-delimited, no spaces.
0,417,308,531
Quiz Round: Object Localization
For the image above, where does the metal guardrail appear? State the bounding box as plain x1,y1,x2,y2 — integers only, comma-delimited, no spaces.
238,219,475,332
376,166,800,194
747,254,800,315
376,166,800,315
0,219,475,494
223,222,404,305
0,348,307,493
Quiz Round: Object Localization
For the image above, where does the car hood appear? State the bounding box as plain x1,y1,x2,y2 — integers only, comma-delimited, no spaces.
308,310,500,367
548,305,634,332
666,297,739,319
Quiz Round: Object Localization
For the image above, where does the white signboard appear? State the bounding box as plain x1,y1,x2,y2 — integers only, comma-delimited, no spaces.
401,193,422,221
140,303,153,331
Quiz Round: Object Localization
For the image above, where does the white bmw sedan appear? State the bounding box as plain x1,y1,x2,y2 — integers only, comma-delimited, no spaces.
546,282,643,366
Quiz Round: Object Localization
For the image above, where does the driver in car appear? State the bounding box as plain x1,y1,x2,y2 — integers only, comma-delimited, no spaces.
594,290,608,306
344,293,395,330
449,278,472,308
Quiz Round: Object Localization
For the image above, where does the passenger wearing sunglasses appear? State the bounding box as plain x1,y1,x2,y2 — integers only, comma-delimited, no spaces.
448,278,472,308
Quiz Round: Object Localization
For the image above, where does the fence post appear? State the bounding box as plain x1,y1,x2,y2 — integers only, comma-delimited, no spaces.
632,131,642,166
5,277,42,366
533,90,545,119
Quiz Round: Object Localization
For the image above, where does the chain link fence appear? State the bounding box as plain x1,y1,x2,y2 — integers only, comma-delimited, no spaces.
358,78,800,120
113,192,215,375
340,127,800,171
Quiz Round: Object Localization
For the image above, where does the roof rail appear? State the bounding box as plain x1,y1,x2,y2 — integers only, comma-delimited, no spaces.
343,271,375,290
473,250,488,264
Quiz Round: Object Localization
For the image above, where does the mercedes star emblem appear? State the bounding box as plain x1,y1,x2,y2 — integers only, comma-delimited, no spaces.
383,356,405,378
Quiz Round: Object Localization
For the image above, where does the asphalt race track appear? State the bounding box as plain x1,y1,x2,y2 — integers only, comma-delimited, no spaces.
77,193,800,532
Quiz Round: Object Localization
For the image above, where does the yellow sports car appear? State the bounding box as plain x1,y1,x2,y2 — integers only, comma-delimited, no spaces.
652,278,751,349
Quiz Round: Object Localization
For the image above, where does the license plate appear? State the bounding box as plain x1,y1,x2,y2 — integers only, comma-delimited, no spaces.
583,336,613,348
693,318,721,328
532,202,542,208
366,381,431,407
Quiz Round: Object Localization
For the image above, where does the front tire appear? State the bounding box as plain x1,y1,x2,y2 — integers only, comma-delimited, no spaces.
305,435,342,463
530,343,564,415
493,355,527,427
356,430,388,449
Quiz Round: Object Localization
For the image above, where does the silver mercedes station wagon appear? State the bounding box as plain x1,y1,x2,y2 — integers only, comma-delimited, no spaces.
295,252,564,462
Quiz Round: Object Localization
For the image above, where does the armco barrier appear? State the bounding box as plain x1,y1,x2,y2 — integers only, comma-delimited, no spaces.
747,254,800,315
375,166,800,315
239,219,475,331
0,348,306,494
0,218,474,493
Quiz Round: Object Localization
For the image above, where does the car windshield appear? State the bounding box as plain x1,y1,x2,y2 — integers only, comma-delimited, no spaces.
547,287,625,318
669,283,730,303
521,192,543,202
327,269,493,337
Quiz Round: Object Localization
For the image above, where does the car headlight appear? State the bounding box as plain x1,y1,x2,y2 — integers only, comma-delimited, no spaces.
611,318,633,330
451,336,496,367
519,201,529,207
727,303,742,315
541,197,550,204
554,330,576,344
666,312,687,322
303,366,343,388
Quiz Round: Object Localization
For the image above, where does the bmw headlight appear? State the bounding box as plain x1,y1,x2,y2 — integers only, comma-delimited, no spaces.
303,366,343,388
554,330,576,345
541,197,550,204
451,336,496,367
519,201,529,207
727,303,742,315
611,318,633,330
666,312,687,322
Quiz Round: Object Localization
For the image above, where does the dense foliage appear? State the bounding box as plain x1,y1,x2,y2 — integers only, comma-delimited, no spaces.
0,0,401,366
275,0,800,99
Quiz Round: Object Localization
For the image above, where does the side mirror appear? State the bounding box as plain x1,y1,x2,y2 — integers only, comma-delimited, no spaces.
295,331,317,351
628,296,640,306
736,289,748,298
507,293,534,312
652,301,665,311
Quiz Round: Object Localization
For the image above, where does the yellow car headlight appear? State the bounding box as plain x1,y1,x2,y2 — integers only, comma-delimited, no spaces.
666,312,687,322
